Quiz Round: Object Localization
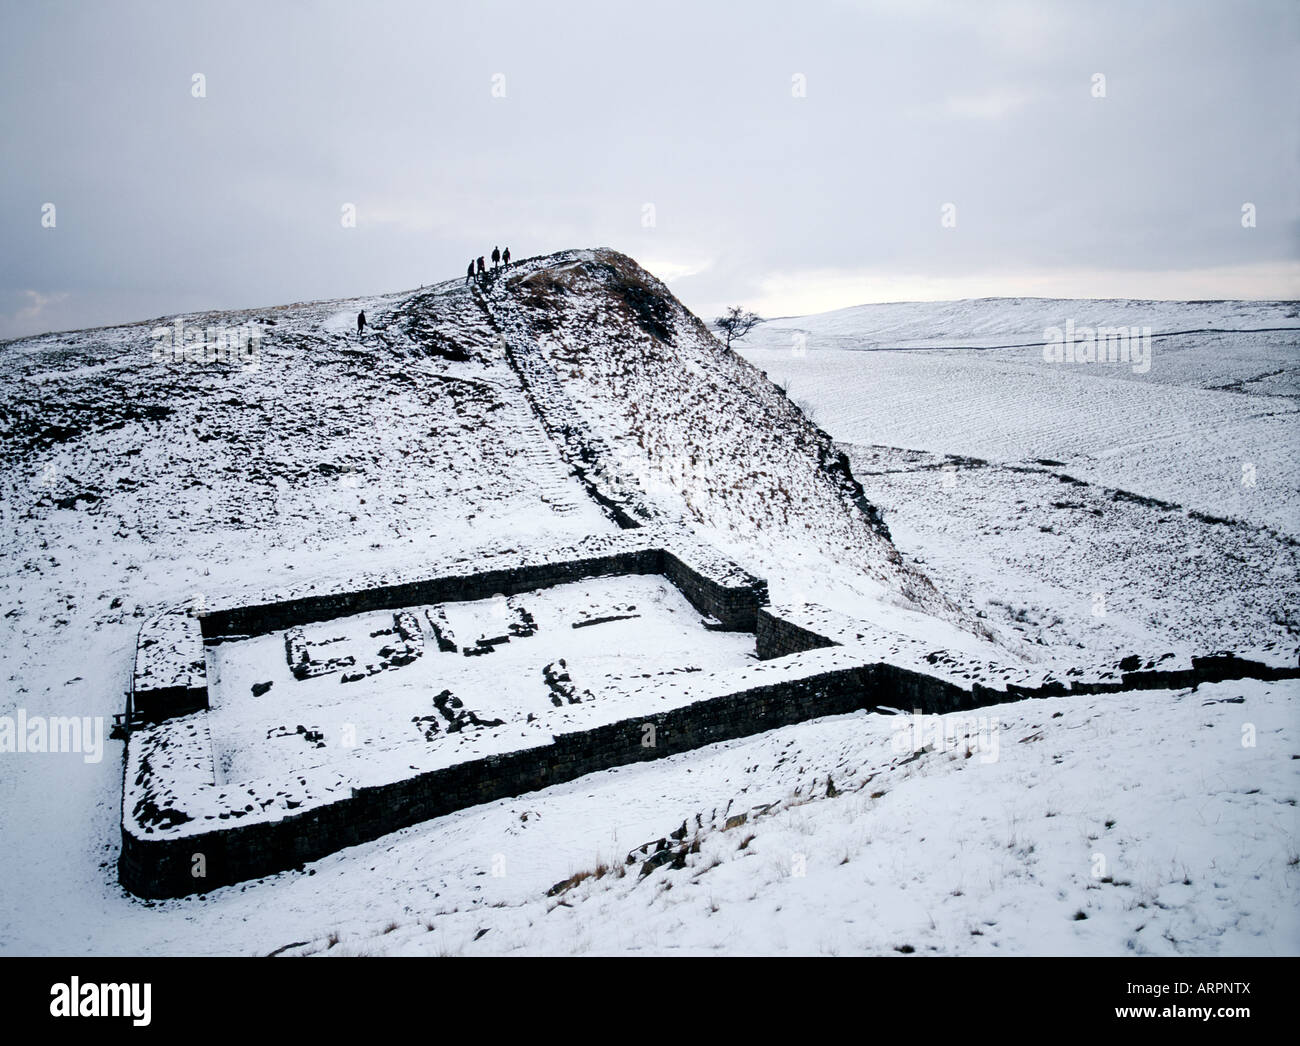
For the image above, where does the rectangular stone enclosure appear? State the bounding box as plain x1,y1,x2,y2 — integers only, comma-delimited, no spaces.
121,529,1297,899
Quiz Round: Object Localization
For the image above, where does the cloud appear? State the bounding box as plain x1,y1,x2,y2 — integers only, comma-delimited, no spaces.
639,256,714,284
0,290,69,339
1,1,1295,338
17,289,67,320
941,89,1032,121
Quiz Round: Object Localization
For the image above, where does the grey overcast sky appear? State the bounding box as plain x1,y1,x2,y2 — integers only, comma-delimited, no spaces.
2,0,1297,339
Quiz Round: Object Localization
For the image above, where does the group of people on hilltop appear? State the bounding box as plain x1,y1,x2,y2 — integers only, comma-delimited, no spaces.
466,245,511,286
354,246,513,336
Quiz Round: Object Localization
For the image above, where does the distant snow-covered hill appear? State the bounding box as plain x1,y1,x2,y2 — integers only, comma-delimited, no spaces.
737,295,1299,669
739,297,1300,532
747,296,1299,353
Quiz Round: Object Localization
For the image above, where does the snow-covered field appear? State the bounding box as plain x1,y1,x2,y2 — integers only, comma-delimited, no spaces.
740,299,1300,533
8,677,1294,956
1,260,1295,956
737,298,1300,674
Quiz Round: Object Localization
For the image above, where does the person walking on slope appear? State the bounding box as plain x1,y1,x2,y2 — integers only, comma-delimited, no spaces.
491,246,501,272
357,310,366,336
502,247,511,269
477,256,486,278
465,260,475,285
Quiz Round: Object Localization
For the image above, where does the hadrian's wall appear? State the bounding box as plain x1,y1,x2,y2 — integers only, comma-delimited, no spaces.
130,531,769,723
197,546,772,639
119,622,1300,899
755,607,840,660
201,548,663,639
121,535,1298,899
121,657,943,898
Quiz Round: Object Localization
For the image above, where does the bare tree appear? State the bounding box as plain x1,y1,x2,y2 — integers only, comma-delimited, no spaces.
714,306,762,350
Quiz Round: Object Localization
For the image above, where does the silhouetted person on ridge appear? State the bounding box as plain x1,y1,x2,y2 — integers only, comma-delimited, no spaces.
491,246,501,271
502,247,511,268
357,310,366,336
466,260,475,285
477,256,486,277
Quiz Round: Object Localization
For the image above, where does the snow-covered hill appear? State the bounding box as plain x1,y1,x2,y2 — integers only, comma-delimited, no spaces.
485,251,972,631
737,296,1300,667
0,258,1294,956
749,296,1299,358
739,298,1300,532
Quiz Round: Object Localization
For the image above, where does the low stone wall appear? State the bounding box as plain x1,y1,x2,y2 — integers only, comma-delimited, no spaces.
130,610,208,721
199,542,765,641
200,548,661,639
755,607,839,659
664,551,768,632
129,532,770,723
491,305,668,531
122,551,1298,897
119,621,1300,898
132,682,207,722
122,659,880,898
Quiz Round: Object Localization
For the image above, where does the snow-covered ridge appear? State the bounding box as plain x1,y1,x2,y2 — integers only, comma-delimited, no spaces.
481,249,973,633
749,296,1300,352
